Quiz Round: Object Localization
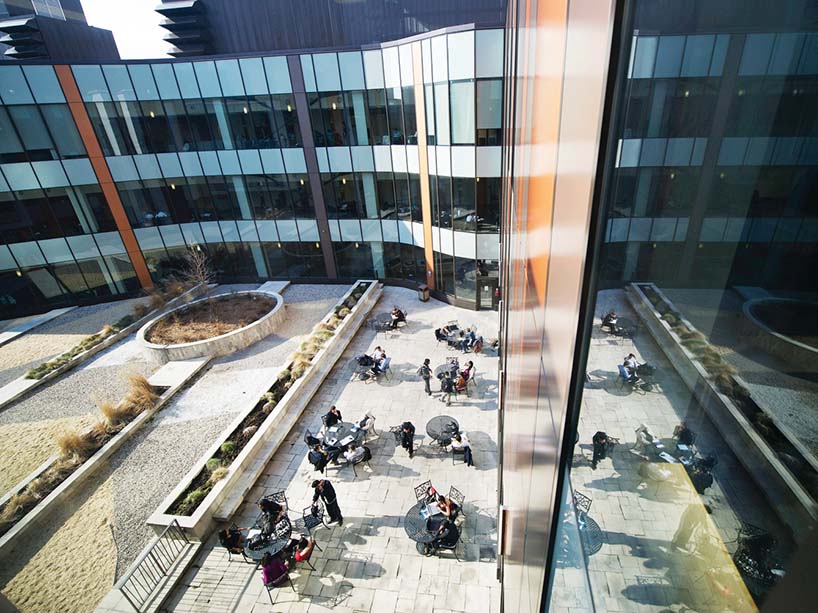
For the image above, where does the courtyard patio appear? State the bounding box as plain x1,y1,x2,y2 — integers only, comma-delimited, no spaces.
157,286,501,613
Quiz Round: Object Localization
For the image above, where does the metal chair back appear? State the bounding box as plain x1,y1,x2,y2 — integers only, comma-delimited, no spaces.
261,490,288,512
414,480,433,501
573,490,592,515
448,486,465,507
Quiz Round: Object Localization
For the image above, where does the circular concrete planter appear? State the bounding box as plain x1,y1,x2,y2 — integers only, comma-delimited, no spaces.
741,298,818,373
137,291,285,365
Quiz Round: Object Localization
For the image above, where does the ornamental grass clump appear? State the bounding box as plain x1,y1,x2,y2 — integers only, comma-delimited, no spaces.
55,430,97,460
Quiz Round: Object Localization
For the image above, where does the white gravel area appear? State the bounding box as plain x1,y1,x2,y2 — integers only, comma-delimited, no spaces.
105,283,347,577
0,297,147,388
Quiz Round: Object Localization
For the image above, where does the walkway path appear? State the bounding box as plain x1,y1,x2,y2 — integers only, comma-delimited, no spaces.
162,286,501,613
0,306,76,348
552,289,792,612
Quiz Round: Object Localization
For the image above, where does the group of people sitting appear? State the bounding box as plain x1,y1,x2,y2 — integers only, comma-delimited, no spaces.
421,486,461,550
435,324,484,353
437,360,474,406
619,353,655,384
260,535,316,587
355,345,390,378
306,407,374,472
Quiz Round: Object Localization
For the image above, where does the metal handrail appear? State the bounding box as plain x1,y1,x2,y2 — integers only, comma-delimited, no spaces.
118,519,190,612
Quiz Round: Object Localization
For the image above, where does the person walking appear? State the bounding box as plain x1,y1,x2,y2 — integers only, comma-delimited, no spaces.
400,421,416,458
439,371,454,406
418,358,433,396
311,479,343,525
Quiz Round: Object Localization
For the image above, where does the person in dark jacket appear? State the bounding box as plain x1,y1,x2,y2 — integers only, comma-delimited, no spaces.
418,358,433,396
324,405,342,428
432,518,459,548
591,431,609,470
308,444,329,473
400,421,416,458
311,479,343,525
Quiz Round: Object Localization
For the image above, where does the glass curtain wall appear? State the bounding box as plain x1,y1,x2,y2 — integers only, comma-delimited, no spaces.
551,4,818,611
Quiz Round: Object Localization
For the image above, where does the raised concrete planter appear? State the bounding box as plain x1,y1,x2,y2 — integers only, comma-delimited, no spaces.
0,283,212,413
0,358,211,561
626,283,818,538
137,290,285,366
147,280,381,540
740,298,818,373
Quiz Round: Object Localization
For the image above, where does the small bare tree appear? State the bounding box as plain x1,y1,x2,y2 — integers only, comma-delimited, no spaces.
183,244,214,287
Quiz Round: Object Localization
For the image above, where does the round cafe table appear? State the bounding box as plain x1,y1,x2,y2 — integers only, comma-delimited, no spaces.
426,415,459,446
243,517,293,562
434,362,459,379
323,421,365,448
404,500,446,554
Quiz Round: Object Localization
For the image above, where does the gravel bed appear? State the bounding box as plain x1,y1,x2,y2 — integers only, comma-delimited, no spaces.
0,297,147,388
0,335,152,426
106,283,346,577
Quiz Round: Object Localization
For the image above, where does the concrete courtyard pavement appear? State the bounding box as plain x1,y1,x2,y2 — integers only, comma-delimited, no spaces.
552,290,792,612
162,287,501,613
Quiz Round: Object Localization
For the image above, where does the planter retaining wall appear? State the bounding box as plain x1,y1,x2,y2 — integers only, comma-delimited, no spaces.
625,283,818,538
739,298,818,373
137,290,286,366
0,283,212,412
0,358,211,561
147,280,381,540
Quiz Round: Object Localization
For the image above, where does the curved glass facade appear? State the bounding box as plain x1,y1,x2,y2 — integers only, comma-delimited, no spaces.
0,26,503,315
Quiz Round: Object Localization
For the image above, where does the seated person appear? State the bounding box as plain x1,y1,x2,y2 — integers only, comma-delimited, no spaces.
390,307,406,329
372,346,385,361
305,432,321,447
633,423,655,453
356,353,374,366
324,405,342,428
434,328,448,342
282,535,315,566
624,353,639,371
458,328,477,351
602,310,618,333
260,552,290,586
472,337,484,354
454,373,468,393
308,444,330,473
622,361,639,383
370,354,388,376
460,361,474,381
436,494,461,520
258,497,285,523
451,432,474,467
358,412,375,431
673,422,695,446
218,525,247,552
450,331,465,348
344,442,366,463
432,518,459,549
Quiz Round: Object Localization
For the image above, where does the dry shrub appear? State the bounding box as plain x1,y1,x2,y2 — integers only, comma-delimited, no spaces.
148,290,166,311
163,279,187,299
124,374,158,415
0,491,38,527
99,400,131,425
207,466,229,485
26,476,51,500
55,430,96,459
132,303,149,319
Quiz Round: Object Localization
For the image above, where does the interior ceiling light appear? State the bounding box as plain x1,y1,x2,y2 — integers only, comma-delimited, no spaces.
243,106,248,114
315,242,320,249
355,242,360,248
342,177,347,184
170,183,176,190
332,102,337,110
300,179,305,185
15,270,21,277
287,103,292,112
149,110,155,118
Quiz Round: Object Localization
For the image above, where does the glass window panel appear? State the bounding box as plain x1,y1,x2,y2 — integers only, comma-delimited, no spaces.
41,105,85,158
193,61,222,98
300,55,316,92
450,81,475,145
654,36,685,78
452,177,475,231
436,175,452,228
203,99,233,149
422,38,433,84
173,63,201,99
447,31,475,81
102,65,135,101
338,52,365,90
313,53,341,91
345,91,369,146
476,30,504,78
740,33,775,75
72,65,110,102
151,64,181,100
403,86,417,145
162,100,195,152
239,58,267,96
431,35,449,82
127,65,160,100
425,84,436,145
680,35,715,77
476,79,502,146
769,33,804,75
224,97,255,149
8,106,55,160
363,50,385,89
288,173,313,218
271,94,300,147
383,47,400,90
367,89,390,145
0,65,34,104
22,66,64,104
434,83,450,145
263,57,291,94
0,107,24,163
215,59,245,97
710,34,730,76
631,36,658,78
386,87,404,144
399,44,413,87
183,99,215,150
454,255,476,302
476,177,500,232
